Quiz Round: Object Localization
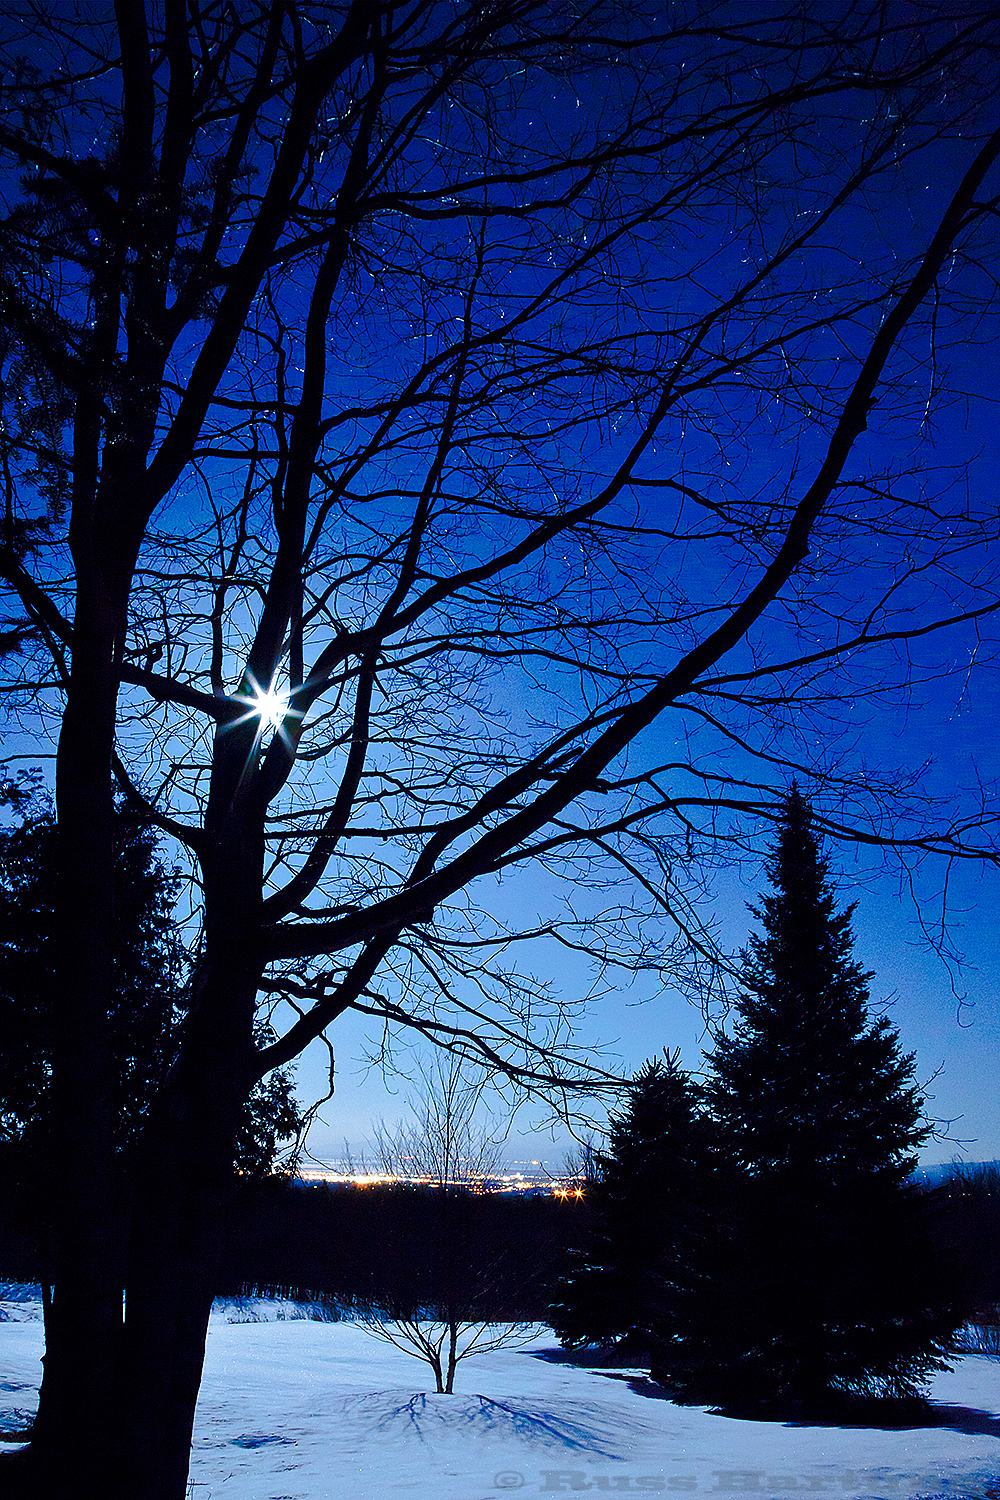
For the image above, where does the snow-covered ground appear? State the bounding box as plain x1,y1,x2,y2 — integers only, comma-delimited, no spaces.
2,1291,999,1500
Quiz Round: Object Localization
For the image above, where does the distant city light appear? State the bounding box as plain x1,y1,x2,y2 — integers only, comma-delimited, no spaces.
295,1163,586,1198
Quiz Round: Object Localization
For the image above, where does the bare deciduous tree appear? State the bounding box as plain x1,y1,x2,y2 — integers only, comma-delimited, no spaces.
352,1304,541,1395
0,3,999,1496
355,1054,531,1393
369,1055,506,1188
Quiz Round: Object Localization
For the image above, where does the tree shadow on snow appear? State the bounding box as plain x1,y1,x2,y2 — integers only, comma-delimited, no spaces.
530,1345,654,1370
333,1390,652,1458
593,1374,1000,1439
591,1372,688,1402
793,1403,1000,1439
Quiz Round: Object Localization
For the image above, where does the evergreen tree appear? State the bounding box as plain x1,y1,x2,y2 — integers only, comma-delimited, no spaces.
664,788,961,1416
549,1054,705,1357
0,786,304,1187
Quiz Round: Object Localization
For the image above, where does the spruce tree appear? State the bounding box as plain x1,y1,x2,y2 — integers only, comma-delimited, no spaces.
549,1054,705,1358
668,787,961,1416
0,789,305,1185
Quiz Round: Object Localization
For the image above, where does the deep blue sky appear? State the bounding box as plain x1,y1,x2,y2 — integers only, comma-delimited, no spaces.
4,9,999,1182
298,824,1000,1174
294,326,1000,1177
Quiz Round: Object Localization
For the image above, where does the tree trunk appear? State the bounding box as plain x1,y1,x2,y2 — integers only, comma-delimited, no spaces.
115,1040,249,1498
4,568,125,1499
0,795,266,1500
445,1319,459,1394
115,830,262,1500
119,1163,223,1500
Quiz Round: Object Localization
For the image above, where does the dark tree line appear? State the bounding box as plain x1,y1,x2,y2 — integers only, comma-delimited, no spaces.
0,1176,579,1324
2,1176,585,1329
552,792,964,1419
0,1161,989,1336
932,1165,1000,1315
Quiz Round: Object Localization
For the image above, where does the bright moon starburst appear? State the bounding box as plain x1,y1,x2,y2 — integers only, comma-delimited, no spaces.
251,685,289,729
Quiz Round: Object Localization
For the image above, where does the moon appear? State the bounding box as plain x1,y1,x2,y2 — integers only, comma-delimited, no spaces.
252,686,288,728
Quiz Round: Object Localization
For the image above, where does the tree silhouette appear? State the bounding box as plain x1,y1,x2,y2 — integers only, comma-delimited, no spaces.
0,3,998,1493
549,1055,706,1360
345,1057,530,1392
367,1054,506,1189
661,789,961,1415
0,785,184,1178
0,783,304,1187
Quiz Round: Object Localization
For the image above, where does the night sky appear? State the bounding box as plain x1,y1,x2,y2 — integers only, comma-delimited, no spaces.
291,129,1000,1178
3,6,999,1180
296,842,1000,1175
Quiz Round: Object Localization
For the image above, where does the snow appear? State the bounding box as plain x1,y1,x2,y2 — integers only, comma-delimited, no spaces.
2,1293,999,1499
